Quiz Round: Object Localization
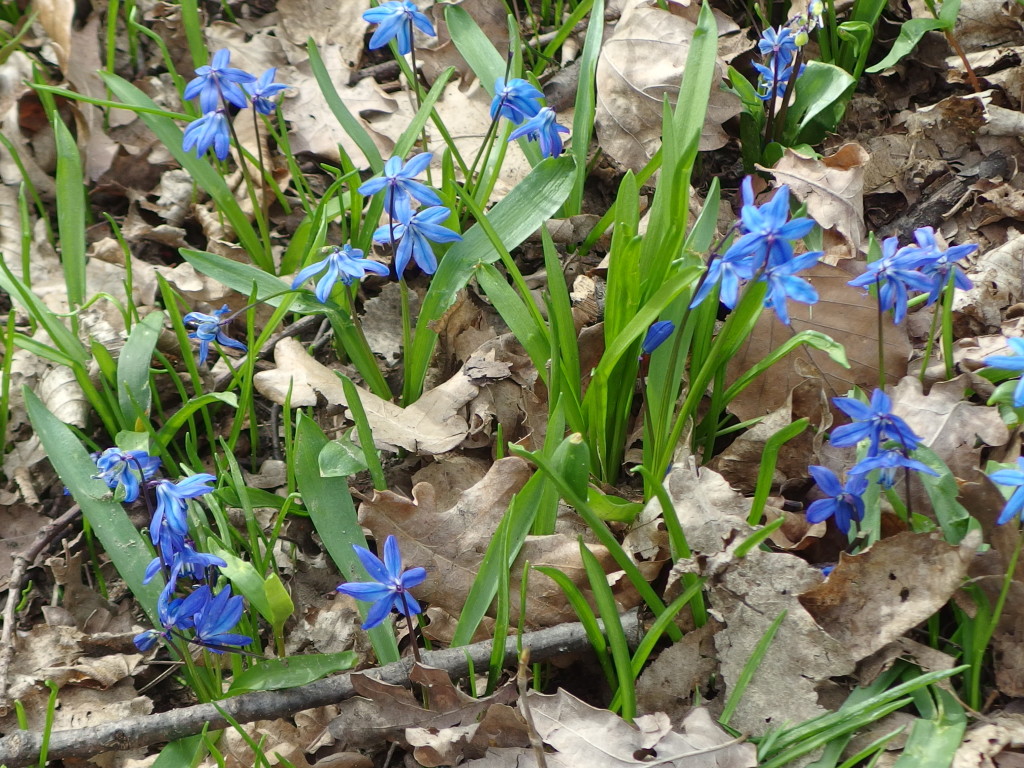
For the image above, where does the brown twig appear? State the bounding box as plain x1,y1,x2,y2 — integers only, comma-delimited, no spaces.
0,611,641,767
0,503,82,711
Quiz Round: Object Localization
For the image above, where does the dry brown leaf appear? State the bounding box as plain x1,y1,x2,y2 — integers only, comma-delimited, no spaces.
463,690,756,767
635,623,719,723
594,0,741,172
799,530,980,661
889,375,1008,480
767,143,870,259
359,457,623,626
952,231,1024,330
329,664,517,750
35,0,73,72
726,260,912,422
254,337,475,454
953,714,1024,768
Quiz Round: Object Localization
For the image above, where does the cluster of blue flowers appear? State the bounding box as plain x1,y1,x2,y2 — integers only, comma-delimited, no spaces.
182,49,288,161
847,226,976,324
691,177,822,325
807,389,936,534
363,0,436,55
755,27,804,102
491,77,570,159
88,448,252,654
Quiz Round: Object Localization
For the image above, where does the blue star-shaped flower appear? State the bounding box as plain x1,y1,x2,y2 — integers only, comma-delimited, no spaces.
183,49,255,113
491,77,544,123
92,448,161,503
187,584,253,653
363,1,436,55
806,466,867,534
762,248,822,325
150,474,217,554
291,244,391,303
373,200,462,277
830,388,922,455
689,247,753,310
183,305,248,364
758,26,798,62
848,448,937,490
907,226,976,305
358,153,441,218
847,235,935,324
989,457,1024,525
183,110,232,161
337,535,427,629
508,107,570,158
726,183,816,271
244,68,289,115
983,337,1024,407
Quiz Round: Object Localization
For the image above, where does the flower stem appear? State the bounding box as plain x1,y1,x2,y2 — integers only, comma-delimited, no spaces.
876,277,886,389
399,277,413,405
399,593,422,664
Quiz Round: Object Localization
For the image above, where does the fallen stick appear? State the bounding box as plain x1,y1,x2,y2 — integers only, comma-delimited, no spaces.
0,610,640,766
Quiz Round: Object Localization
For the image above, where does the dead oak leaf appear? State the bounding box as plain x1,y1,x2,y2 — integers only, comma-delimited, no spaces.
463,690,756,767
253,337,474,454
329,664,516,751
359,458,620,627
799,530,981,662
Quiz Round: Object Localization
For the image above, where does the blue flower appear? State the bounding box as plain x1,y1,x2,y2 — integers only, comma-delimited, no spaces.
847,235,935,324
758,27,798,62
848,448,937,490
292,244,391,303
908,226,976,305
363,1,436,55
244,68,288,115
183,305,248,364
762,249,821,325
143,544,226,585
806,466,867,534
183,110,232,161
337,535,427,629
727,182,816,271
755,59,804,101
508,107,570,158
491,77,543,123
150,474,217,554
187,584,253,652
989,457,1024,525
983,337,1024,407
357,153,441,218
642,321,675,355
830,388,922,455
690,248,754,310
92,448,161,503
183,49,255,113
373,201,462,277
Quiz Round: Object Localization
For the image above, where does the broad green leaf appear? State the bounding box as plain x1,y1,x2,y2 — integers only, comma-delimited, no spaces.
25,388,160,623
118,311,163,425
319,434,369,477
865,17,949,73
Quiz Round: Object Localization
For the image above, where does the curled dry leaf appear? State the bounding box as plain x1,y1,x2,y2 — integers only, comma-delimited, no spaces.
766,143,870,259
595,0,740,172
799,530,981,662
725,260,912,423
889,375,1008,480
463,689,756,767
254,337,475,454
953,714,1024,768
329,664,517,751
952,231,1024,330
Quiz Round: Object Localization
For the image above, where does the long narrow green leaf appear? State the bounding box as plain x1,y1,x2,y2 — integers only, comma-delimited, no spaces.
54,117,86,315
567,0,604,215
407,156,574,401
293,413,400,663
117,310,163,425
25,388,161,623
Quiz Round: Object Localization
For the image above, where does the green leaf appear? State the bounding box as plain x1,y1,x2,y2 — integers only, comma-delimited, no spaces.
54,117,86,313
293,413,400,663
118,311,163,425
319,433,369,477
209,546,274,622
157,392,238,447
263,572,295,628
227,651,358,694
784,61,856,143
865,17,949,73
25,388,161,623
586,487,643,523
407,156,574,401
